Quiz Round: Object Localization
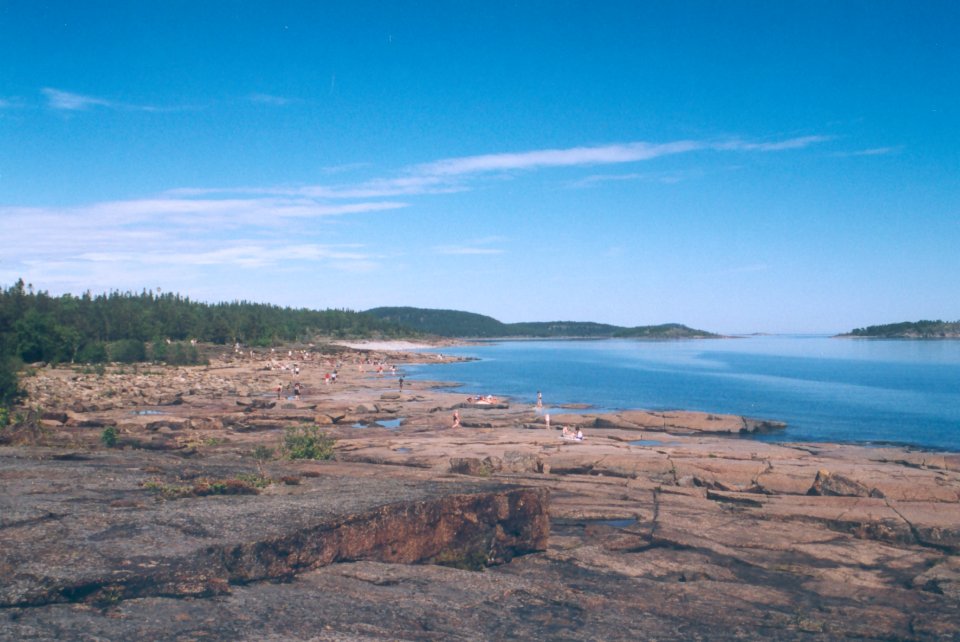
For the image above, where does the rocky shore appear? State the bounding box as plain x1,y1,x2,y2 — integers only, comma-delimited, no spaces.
2,345,959,640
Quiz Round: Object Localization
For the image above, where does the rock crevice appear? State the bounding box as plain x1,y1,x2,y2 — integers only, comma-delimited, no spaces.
0,449,549,610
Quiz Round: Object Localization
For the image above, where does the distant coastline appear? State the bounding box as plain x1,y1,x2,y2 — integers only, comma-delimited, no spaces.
837,320,960,339
364,306,721,340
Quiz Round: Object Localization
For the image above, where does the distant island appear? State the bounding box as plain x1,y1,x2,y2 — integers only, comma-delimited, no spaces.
839,320,960,339
365,307,721,339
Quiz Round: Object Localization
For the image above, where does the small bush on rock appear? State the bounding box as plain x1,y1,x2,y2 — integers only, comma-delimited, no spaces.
251,444,275,477
283,424,335,460
100,426,119,447
142,476,264,500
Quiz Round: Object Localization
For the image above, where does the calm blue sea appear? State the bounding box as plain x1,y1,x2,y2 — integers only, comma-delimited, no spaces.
405,337,960,451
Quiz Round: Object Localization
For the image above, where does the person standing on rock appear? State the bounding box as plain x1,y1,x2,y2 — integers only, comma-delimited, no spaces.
399,376,404,392
276,382,282,399
536,391,543,410
452,410,461,428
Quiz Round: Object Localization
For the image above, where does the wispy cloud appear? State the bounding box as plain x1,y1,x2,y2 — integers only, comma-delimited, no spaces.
168,135,830,203
414,141,703,177
0,96,28,111
299,175,469,199
0,193,405,277
3,239,382,298
82,197,407,225
2,133,831,290
713,135,832,152
832,146,903,157
41,87,193,113
42,88,113,111
169,175,466,200
571,170,701,188
248,93,295,106
433,236,506,256
77,243,374,268
412,136,829,178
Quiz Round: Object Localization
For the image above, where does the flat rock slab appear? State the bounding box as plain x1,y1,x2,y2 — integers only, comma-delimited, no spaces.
9,356,960,640
0,448,548,609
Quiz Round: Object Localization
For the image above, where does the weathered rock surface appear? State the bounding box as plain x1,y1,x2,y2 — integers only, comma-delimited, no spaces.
4,349,960,640
0,448,547,612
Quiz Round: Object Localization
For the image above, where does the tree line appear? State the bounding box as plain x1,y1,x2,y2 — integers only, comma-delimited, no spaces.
0,279,406,406
845,320,960,338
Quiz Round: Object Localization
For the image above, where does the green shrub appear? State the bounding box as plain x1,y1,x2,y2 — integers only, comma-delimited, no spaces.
150,339,168,362
109,339,146,363
191,477,262,496
142,479,193,499
236,472,272,489
100,426,119,447
0,356,22,407
77,341,108,363
252,445,275,462
283,424,335,460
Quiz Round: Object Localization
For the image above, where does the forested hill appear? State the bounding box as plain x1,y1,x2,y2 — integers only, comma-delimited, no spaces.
841,320,960,338
364,307,719,339
614,323,721,339
0,280,405,398
363,308,507,337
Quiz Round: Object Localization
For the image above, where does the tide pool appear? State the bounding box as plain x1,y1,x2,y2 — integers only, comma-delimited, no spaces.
405,336,960,451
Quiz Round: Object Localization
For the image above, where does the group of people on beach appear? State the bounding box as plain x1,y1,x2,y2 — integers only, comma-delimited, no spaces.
276,381,303,399
561,425,584,441
466,394,498,404
265,355,580,437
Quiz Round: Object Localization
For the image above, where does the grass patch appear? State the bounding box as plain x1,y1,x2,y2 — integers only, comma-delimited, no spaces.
142,475,268,500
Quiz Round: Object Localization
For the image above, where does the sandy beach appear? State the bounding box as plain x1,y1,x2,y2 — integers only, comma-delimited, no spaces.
332,340,445,351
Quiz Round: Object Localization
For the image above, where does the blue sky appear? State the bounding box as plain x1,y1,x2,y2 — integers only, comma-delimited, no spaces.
1,1,957,333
